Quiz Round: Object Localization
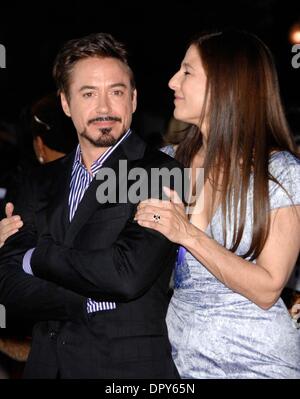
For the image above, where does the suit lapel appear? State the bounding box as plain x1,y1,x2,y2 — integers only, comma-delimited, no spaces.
46,151,75,243
63,133,146,246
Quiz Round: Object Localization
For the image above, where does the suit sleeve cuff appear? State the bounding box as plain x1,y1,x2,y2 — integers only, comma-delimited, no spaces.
30,240,52,277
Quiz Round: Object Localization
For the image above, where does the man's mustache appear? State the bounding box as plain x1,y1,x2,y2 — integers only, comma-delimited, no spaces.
88,116,122,125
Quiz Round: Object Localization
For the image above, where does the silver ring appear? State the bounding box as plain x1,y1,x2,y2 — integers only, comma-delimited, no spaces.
153,213,161,223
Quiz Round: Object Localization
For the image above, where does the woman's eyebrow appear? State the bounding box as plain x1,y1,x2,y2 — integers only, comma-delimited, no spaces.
182,62,194,70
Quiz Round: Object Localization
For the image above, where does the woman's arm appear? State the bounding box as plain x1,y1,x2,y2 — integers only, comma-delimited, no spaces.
135,187,300,309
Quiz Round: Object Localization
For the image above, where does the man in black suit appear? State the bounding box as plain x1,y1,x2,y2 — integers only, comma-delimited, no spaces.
0,33,182,378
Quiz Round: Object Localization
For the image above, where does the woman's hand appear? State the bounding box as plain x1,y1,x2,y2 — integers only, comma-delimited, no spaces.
134,186,199,245
0,203,23,248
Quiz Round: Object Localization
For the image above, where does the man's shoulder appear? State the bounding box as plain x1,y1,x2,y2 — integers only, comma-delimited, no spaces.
139,145,183,170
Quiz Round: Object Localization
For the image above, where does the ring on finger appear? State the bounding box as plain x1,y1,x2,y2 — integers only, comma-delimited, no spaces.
153,213,161,223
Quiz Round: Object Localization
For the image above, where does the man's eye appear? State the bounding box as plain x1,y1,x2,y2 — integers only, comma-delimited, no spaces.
112,90,123,96
184,71,190,75
83,92,93,98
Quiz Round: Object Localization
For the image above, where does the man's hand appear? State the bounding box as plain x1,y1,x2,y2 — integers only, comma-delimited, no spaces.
0,202,23,248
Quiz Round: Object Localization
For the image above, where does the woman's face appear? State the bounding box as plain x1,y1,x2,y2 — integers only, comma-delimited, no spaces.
168,45,208,130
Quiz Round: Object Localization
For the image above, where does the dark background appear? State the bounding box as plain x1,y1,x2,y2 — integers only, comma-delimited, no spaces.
0,0,299,380
0,0,300,138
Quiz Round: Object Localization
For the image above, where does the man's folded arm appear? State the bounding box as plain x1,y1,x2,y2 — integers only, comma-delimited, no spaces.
0,171,87,322
31,220,177,302
0,259,86,322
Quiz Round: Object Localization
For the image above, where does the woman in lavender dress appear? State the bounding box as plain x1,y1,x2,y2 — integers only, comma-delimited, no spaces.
135,30,300,378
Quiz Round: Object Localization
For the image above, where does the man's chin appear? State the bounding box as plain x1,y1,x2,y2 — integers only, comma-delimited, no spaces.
93,139,116,147
89,136,117,147
80,130,117,147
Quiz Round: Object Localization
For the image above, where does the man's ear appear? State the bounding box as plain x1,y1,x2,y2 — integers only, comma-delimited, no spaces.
60,92,71,117
132,89,137,114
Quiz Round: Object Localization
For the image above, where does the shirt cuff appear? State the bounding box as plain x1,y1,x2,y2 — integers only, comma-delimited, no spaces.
22,248,35,275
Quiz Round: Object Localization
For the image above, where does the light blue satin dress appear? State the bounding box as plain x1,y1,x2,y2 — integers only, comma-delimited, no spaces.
162,147,300,379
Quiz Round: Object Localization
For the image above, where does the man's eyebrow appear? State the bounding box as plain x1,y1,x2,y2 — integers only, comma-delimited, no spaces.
79,85,97,91
109,83,128,89
79,83,128,91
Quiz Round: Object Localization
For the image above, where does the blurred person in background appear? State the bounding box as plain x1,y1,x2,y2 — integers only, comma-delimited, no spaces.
0,92,77,378
0,92,77,244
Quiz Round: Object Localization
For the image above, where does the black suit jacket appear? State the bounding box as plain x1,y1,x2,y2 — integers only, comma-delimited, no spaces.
0,133,183,378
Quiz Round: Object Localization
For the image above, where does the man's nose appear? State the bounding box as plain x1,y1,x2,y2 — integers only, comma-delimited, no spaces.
95,94,111,114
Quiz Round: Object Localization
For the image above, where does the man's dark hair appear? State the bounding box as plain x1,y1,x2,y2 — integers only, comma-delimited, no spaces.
53,32,135,101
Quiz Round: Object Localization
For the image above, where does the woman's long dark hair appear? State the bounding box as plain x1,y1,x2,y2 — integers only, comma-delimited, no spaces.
175,30,298,260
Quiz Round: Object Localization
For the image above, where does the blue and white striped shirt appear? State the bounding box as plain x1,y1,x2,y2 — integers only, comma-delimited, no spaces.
69,129,131,313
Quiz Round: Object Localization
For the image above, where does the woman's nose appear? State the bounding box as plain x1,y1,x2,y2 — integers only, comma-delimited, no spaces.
168,71,180,91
